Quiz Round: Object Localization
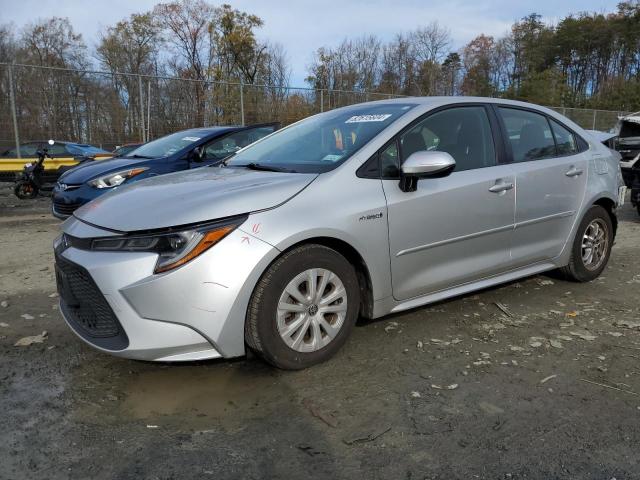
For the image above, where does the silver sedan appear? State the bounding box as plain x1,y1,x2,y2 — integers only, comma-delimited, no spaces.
54,97,624,369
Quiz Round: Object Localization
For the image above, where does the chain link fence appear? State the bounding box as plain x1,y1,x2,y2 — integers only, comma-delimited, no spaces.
0,62,631,154
548,106,630,133
0,63,402,154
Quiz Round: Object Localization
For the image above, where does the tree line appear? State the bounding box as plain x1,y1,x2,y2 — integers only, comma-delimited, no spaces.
0,1,291,147
307,3,640,112
1,1,639,148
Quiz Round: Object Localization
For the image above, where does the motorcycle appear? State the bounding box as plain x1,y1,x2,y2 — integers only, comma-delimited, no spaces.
14,139,55,199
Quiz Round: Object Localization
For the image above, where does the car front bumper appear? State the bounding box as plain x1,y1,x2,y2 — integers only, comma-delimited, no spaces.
55,217,279,361
51,183,102,219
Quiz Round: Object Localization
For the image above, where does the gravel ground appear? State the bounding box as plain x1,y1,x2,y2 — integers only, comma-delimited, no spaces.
1,184,640,480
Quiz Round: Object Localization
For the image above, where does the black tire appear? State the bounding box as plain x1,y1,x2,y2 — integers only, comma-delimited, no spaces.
559,205,613,282
14,181,38,199
245,244,360,370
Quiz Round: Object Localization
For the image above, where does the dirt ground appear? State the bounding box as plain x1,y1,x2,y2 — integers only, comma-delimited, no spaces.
1,183,639,480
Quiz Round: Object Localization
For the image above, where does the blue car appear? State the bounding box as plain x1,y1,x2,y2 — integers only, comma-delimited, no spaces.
51,123,278,218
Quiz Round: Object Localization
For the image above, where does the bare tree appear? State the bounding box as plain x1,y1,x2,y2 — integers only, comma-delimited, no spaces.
19,18,90,139
0,24,17,63
153,0,215,81
413,22,451,64
96,13,162,139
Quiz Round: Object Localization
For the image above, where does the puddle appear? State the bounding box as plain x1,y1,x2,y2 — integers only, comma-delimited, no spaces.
120,362,290,421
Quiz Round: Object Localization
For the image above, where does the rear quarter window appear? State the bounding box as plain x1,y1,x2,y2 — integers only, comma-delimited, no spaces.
550,120,578,156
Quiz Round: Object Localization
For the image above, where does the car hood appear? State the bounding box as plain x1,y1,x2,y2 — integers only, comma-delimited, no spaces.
60,157,152,183
74,166,318,232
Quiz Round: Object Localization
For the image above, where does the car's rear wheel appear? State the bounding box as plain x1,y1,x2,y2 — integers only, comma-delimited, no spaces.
559,205,613,282
245,244,360,370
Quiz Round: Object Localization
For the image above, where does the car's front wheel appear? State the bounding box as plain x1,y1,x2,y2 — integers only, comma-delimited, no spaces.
245,244,360,370
559,205,613,282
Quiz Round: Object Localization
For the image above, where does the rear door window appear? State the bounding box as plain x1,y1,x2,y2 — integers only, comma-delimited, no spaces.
399,106,496,172
498,108,556,162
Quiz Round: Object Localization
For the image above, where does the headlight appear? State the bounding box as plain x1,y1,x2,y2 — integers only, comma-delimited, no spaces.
89,217,245,273
89,167,148,189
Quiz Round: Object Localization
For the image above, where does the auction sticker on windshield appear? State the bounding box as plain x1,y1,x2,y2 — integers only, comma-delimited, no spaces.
345,114,392,123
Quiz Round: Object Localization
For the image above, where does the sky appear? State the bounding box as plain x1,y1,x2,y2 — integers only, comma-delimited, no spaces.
0,0,620,85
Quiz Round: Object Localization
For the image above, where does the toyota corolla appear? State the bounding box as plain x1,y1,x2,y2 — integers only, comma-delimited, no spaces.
54,98,624,369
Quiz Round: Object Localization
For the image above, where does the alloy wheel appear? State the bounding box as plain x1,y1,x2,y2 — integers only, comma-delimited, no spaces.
581,218,609,271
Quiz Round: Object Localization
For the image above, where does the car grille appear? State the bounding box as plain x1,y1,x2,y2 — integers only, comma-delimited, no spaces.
55,254,129,349
52,199,81,217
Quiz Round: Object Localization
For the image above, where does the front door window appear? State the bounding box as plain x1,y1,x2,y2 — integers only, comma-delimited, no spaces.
399,106,497,171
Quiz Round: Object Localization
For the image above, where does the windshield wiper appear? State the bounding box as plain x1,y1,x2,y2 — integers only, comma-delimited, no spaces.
239,163,295,173
124,154,154,159
220,154,236,166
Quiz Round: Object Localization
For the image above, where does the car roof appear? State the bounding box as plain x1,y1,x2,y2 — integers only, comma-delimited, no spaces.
345,95,560,110
23,140,96,147
342,96,576,117
182,126,244,136
339,96,588,133
22,140,71,145
620,114,640,125
179,123,279,136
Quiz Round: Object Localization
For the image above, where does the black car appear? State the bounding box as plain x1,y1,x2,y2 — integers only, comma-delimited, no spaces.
0,140,109,183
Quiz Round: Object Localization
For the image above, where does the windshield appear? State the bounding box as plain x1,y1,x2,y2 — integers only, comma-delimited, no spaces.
126,130,207,158
226,103,416,173
67,144,106,155
113,144,140,157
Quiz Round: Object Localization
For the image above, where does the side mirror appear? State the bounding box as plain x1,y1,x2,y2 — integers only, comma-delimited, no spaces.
399,151,456,192
191,146,204,163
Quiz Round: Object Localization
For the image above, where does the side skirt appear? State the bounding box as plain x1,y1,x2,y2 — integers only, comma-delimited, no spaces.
373,261,558,317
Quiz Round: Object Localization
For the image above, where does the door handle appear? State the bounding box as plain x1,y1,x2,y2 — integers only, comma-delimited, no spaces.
489,181,514,193
565,166,583,177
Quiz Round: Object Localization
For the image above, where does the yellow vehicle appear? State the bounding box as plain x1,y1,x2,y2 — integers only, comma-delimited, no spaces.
0,140,111,182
